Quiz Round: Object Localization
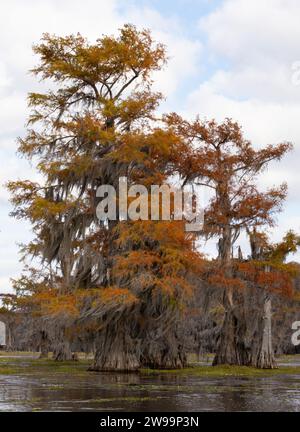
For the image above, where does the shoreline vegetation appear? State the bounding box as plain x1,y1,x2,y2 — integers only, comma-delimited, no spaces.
0,352,299,378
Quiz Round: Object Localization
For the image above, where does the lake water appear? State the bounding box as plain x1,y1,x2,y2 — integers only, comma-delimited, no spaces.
0,356,299,412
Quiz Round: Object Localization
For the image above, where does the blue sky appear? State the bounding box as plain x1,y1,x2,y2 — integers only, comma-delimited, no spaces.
1,0,300,294
119,0,223,29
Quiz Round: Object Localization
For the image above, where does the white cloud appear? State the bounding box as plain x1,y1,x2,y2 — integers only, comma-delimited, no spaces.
199,0,300,65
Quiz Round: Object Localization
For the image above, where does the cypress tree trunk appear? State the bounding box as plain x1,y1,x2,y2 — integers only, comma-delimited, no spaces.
213,224,249,366
5,326,13,352
52,327,75,361
89,308,187,371
212,292,249,366
89,325,140,372
245,232,277,368
52,340,74,361
213,224,248,366
38,331,49,359
249,295,276,368
141,331,187,369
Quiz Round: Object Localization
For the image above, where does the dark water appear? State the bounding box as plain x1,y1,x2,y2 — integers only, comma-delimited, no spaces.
0,364,300,412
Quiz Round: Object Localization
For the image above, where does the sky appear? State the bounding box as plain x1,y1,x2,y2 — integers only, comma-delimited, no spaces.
1,0,300,294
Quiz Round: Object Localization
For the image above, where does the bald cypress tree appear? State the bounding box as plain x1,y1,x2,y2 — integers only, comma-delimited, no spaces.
165,114,292,367
8,25,203,370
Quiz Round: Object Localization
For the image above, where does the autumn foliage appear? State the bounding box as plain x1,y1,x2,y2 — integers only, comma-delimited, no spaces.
4,25,297,370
